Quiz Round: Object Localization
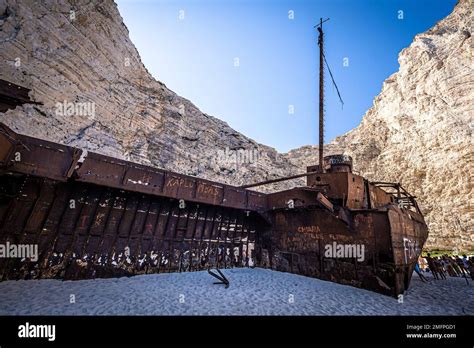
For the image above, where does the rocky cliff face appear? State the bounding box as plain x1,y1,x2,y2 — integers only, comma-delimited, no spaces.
0,0,299,189
0,0,471,250
288,0,473,250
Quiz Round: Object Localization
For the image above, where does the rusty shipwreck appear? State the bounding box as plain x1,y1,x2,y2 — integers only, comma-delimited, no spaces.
0,21,428,297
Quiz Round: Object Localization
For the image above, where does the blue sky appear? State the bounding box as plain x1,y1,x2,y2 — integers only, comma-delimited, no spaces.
116,0,456,152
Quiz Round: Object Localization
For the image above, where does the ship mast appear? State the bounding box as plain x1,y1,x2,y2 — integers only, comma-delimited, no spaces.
315,18,344,172
317,18,326,172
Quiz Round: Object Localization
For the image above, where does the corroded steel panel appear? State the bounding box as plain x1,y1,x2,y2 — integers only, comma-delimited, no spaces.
21,180,55,227
196,182,223,206
8,137,80,182
247,191,267,211
346,174,365,209
0,79,42,112
163,174,196,200
370,185,393,208
262,206,411,296
75,152,127,188
222,186,246,209
388,205,429,294
0,124,429,297
0,123,267,212
306,171,348,198
0,178,39,239
36,185,71,255
0,127,15,166
267,188,319,210
123,166,165,195
88,190,115,237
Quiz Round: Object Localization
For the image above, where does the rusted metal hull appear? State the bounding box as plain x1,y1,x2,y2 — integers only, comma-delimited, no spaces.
258,205,428,296
0,79,41,112
0,123,429,297
0,175,264,280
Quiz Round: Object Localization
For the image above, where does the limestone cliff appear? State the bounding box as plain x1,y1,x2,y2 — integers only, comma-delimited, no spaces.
0,0,299,189
0,0,472,250
288,0,473,250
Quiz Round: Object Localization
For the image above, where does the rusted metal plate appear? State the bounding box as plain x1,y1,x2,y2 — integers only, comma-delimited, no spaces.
267,188,319,210
88,190,114,237
196,182,223,205
0,125,430,297
345,175,365,209
261,205,408,296
316,192,334,211
369,185,393,208
306,171,347,196
221,186,246,209
130,196,151,237
117,194,139,238
0,125,16,166
0,178,39,238
163,173,196,201
23,180,56,235
36,185,71,256
1,123,268,212
123,165,165,195
1,135,80,182
388,205,429,294
0,79,41,112
247,191,267,211
75,152,126,188
75,151,265,212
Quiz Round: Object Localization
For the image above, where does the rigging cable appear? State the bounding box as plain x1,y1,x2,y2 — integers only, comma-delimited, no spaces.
322,52,344,108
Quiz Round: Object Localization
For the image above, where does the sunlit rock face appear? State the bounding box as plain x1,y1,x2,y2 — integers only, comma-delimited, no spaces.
0,0,300,188
287,0,473,250
0,0,471,250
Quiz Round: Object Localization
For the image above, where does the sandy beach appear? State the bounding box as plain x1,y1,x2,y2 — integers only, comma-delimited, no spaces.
0,268,472,315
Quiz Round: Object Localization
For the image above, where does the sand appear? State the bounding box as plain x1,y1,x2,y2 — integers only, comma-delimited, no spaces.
0,268,472,315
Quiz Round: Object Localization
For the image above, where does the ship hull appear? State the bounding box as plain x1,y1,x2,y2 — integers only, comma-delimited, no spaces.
0,123,429,297
259,205,428,297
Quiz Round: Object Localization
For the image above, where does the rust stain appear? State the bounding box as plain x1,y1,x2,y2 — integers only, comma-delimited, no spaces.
0,123,429,297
